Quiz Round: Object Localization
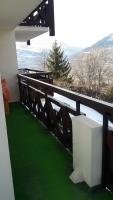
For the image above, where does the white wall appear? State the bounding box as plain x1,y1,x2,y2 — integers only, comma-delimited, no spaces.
0,75,15,200
0,30,19,102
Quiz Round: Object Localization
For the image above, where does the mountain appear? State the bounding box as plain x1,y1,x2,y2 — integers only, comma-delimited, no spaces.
84,34,113,65
93,34,113,48
16,46,83,69
17,49,47,69
70,33,113,71
17,33,113,70
83,34,113,53
63,47,83,58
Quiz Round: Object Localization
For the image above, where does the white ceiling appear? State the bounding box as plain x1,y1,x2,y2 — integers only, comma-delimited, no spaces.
15,26,48,42
0,0,42,29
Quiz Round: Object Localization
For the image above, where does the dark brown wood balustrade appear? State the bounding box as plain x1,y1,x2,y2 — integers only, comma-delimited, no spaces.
18,69,53,95
18,72,113,193
18,68,53,78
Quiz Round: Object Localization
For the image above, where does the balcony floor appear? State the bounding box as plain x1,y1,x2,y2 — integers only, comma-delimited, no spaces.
6,103,113,200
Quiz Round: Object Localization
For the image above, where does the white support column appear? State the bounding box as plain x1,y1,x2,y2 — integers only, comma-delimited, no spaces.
0,30,19,102
70,115,102,188
0,76,15,200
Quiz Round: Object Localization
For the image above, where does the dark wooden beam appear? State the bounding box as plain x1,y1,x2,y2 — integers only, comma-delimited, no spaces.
48,0,55,36
20,0,55,36
27,40,31,45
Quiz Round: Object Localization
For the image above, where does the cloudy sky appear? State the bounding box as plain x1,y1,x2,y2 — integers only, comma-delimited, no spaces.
17,0,113,50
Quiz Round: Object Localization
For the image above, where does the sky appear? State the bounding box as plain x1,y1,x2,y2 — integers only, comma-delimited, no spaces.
17,0,113,50
53,0,113,47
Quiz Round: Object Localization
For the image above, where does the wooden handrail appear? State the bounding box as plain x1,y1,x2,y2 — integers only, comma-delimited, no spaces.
18,68,52,75
18,73,113,117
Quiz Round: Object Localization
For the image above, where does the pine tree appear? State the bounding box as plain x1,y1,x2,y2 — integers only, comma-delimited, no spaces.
47,40,71,80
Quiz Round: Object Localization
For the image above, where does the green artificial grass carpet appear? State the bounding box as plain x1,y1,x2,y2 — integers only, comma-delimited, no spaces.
6,103,113,200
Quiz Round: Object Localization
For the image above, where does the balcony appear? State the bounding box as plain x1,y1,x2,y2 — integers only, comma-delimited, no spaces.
6,69,113,199
6,103,112,200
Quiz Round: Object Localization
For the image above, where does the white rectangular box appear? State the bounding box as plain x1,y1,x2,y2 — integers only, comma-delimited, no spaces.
70,115,102,187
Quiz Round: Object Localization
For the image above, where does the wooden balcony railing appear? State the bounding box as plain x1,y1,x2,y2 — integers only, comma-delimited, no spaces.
18,68,53,78
18,69,53,95
17,72,113,192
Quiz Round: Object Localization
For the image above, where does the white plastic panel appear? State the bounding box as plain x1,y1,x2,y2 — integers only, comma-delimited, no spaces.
70,115,102,187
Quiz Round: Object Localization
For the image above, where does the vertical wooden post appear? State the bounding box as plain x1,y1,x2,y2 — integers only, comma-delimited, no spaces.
76,101,80,115
102,113,108,187
48,0,55,36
